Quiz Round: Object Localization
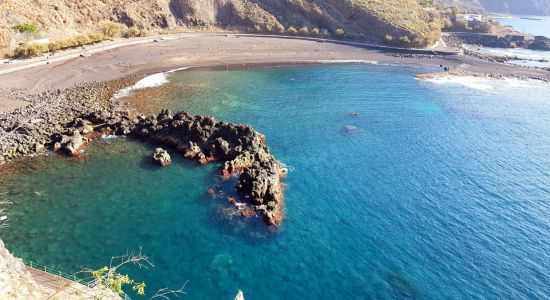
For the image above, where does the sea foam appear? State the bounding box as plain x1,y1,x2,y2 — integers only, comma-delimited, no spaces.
422,76,494,91
113,67,189,99
420,75,550,92
316,60,379,65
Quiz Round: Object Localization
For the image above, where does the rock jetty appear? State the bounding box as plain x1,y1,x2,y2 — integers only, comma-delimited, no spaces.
70,109,287,225
0,81,287,226
124,109,287,225
444,32,550,51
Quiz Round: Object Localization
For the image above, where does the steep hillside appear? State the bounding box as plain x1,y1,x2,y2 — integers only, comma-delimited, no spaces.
435,0,484,12
0,0,442,56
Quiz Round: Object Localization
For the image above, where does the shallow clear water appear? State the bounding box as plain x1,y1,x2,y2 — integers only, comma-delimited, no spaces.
497,16,550,38
2,64,550,299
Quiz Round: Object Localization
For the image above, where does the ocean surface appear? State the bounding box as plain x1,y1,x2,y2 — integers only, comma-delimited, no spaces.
2,64,550,299
496,16,550,38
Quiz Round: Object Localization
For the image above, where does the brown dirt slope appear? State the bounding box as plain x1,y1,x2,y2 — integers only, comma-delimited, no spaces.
0,0,441,56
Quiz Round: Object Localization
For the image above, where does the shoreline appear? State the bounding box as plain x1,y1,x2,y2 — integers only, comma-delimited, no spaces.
0,74,287,226
1,34,550,224
2,34,550,165
1,34,549,95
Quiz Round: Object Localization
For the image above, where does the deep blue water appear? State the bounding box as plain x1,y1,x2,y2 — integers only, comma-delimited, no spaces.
2,64,550,299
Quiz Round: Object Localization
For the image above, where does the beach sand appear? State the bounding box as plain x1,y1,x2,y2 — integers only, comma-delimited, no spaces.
0,34,549,112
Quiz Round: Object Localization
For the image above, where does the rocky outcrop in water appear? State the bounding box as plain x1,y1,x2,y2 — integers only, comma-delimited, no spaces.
152,148,172,167
0,81,286,226
114,109,287,225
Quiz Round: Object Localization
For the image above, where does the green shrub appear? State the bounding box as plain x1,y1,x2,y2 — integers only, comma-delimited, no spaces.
47,32,107,53
399,36,411,44
334,28,345,38
384,34,393,43
252,24,262,33
473,22,493,33
287,26,298,35
63,38,78,48
88,32,106,43
75,34,92,45
265,24,274,33
47,40,63,52
311,28,320,36
99,21,127,38
299,27,309,35
274,23,285,34
12,23,38,34
4,50,15,59
453,19,470,31
124,27,147,38
14,43,49,57
442,18,454,30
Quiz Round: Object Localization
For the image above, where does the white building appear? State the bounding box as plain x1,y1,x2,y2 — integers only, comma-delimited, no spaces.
455,14,483,22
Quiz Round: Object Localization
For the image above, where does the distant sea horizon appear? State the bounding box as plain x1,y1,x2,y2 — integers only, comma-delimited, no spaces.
495,15,550,38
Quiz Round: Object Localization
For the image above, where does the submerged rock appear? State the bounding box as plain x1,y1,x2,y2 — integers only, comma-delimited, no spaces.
209,254,233,271
343,125,360,134
152,148,171,167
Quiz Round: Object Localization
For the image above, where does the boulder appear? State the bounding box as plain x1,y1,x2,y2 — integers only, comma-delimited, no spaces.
527,39,550,51
152,148,171,167
60,130,85,156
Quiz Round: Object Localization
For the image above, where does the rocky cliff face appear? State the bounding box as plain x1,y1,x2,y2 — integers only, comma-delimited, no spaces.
0,0,440,54
0,240,51,299
436,0,484,12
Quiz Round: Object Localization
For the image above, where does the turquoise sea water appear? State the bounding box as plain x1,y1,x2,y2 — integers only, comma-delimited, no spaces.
2,64,550,299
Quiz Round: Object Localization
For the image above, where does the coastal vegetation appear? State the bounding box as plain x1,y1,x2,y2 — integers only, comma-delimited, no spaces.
287,26,298,35
0,0,455,57
5,21,150,58
11,22,38,34
82,250,186,299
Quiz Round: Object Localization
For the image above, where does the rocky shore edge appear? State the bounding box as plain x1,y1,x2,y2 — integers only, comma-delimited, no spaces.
415,64,550,82
0,80,287,226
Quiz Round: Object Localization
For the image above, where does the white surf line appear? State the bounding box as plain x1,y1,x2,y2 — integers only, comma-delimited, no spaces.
418,74,550,91
313,59,379,64
112,67,190,99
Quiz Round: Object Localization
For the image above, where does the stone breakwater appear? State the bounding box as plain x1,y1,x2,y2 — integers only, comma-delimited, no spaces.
444,33,550,51
0,81,287,226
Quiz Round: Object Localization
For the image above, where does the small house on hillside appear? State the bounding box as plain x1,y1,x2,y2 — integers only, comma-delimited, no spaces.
455,14,483,22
